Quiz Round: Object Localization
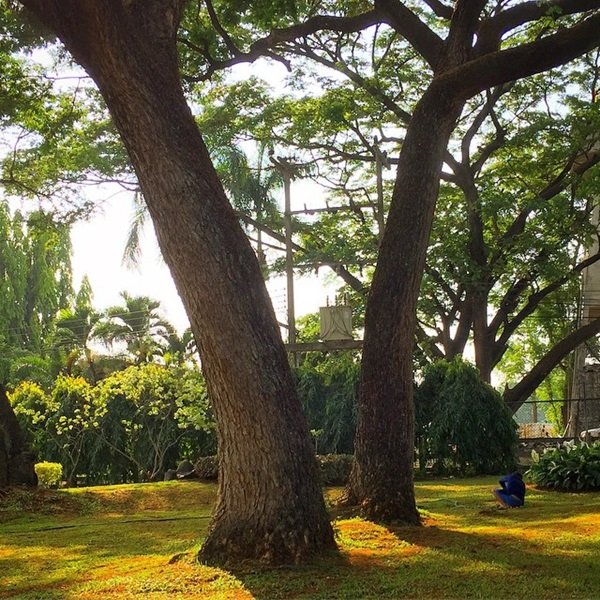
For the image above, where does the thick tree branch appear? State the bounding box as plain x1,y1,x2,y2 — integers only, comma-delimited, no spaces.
374,0,444,69
477,0,600,55
449,11,600,100
19,0,187,48
416,323,446,360
422,0,453,20
442,0,488,69
203,0,240,56
504,316,600,413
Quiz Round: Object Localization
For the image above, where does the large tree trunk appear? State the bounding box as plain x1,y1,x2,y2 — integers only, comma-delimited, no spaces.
20,0,334,564
472,289,494,383
344,0,600,522
343,82,465,522
0,385,37,488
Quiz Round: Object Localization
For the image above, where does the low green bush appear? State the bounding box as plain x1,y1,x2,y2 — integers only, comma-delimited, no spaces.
317,454,353,486
528,441,600,491
34,462,63,488
192,454,353,485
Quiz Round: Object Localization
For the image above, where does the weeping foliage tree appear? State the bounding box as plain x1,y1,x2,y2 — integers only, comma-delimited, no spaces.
13,0,334,565
415,358,518,475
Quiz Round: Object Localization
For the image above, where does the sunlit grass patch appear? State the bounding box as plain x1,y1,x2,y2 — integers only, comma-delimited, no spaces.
1,477,599,599
335,518,417,555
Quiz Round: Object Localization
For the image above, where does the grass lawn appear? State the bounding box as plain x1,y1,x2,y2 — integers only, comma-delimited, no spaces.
1,477,599,599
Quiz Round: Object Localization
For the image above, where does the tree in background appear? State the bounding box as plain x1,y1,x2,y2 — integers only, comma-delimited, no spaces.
44,375,97,486
0,203,74,387
53,277,118,383
94,363,213,482
193,35,600,417
97,292,174,364
0,205,72,355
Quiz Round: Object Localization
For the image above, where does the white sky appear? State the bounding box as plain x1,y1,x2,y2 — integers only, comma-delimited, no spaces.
13,51,344,335
69,185,340,334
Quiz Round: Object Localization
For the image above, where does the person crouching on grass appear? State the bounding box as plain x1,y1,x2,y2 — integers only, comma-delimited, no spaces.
493,472,526,508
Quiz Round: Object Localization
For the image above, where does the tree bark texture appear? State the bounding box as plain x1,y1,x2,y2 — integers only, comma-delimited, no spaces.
19,0,334,564
345,83,465,523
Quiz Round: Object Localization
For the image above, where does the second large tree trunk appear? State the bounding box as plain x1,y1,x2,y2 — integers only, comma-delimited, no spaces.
20,0,334,564
344,82,465,523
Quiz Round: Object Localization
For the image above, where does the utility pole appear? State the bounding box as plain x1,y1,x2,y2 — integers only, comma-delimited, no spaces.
270,154,302,362
373,136,390,246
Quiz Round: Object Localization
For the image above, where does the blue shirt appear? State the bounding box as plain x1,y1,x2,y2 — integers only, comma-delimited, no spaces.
500,473,526,503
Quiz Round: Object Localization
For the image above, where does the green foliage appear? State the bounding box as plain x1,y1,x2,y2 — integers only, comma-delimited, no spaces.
528,440,600,491
34,461,63,488
11,364,215,486
47,374,98,485
0,44,131,213
93,363,214,482
97,292,175,364
415,358,518,475
0,204,73,370
10,380,55,457
296,350,359,454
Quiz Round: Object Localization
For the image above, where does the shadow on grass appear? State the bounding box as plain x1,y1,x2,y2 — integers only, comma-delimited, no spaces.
235,482,600,600
2,480,599,599
233,516,599,600
0,515,211,599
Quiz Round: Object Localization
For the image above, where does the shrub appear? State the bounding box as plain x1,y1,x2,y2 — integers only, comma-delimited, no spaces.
316,454,353,486
528,441,600,491
192,454,353,486
295,353,359,455
415,357,518,475
35,462,63,488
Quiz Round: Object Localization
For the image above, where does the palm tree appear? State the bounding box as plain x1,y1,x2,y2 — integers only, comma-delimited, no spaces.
122,144,283,274
97,292,174,364
220,144,283,273
161,327,198,366
53,277,113,383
